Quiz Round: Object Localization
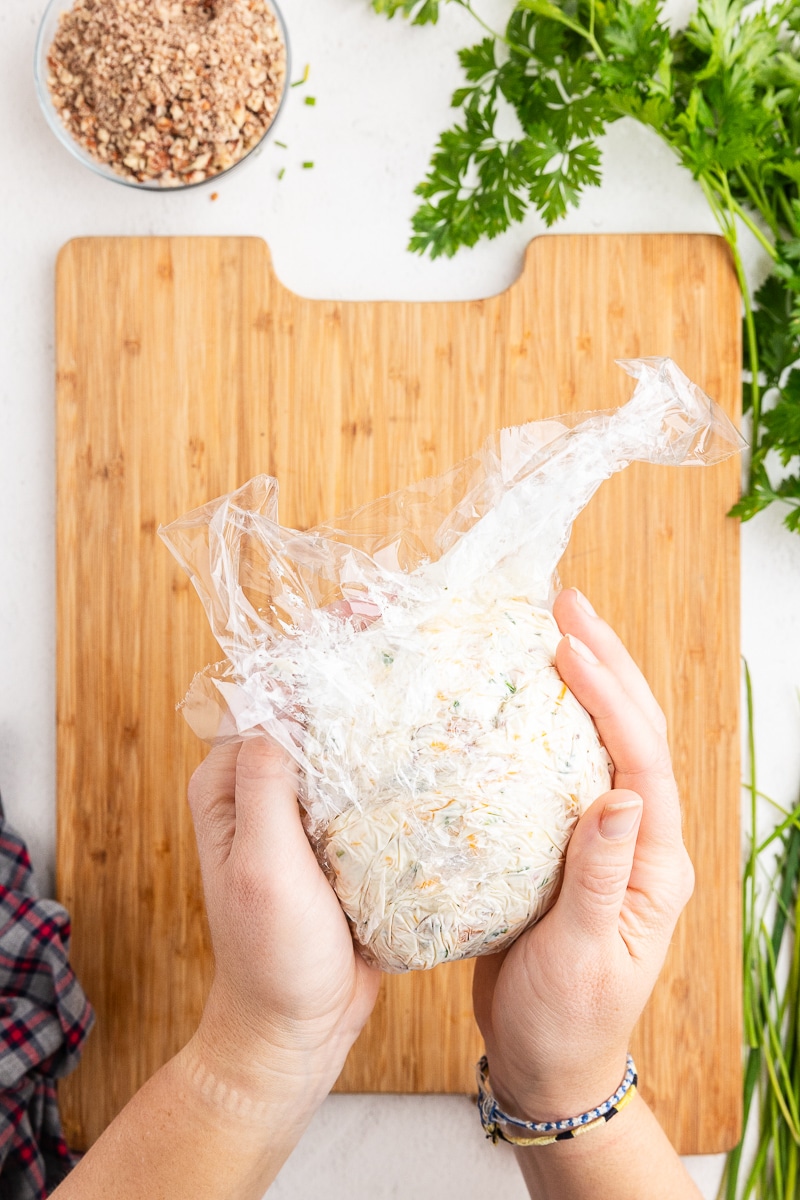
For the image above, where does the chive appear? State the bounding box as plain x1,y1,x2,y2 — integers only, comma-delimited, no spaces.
720,661,800,1198
771,1100,784,1196
305,96,316,106
787,1134,798,1196
291,63,310,87
758,940,800,1135
274,140,288,148
302,161,314,169
277,167,285,180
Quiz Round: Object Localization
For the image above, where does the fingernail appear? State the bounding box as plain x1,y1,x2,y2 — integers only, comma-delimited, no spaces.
572,588,597,618
600,799,642,841
566,633,599,665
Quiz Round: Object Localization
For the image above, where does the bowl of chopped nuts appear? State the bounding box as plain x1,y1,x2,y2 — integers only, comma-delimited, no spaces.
34,0,290,190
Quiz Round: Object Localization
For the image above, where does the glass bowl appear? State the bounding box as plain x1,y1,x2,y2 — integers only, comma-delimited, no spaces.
34,0,291,191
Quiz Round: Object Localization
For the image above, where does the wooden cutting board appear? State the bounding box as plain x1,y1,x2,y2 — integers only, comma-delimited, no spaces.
56,234,742,1154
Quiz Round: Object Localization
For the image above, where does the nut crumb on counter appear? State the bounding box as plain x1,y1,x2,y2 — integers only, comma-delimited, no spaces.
47,0,286,187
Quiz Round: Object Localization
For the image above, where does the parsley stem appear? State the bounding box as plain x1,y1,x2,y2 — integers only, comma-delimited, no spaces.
777,187,799,237
517,0,606,61
698,172,732,240
746,660,759,1038
456,0,533,58
700,170,763,484
707,169,777,263
738,258,761,482
735,167,779,241
729,198,778,262
719,661,760,1199
458,0,504,45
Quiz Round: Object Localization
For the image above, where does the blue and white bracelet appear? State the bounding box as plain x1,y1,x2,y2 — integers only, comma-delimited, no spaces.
476,1054,638,1147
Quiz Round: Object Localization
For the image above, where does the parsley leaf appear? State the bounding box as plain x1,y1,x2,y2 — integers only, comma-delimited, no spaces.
763,370,800,468
375,0,800,530
371,0,443,23
747,274,799,397
522,135,602,225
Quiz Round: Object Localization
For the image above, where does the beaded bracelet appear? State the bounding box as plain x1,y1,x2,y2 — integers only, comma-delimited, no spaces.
476,1054,638,1147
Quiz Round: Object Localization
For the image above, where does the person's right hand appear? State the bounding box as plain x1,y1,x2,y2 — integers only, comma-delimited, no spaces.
53,735,383,1200
186,738,382,1102
472,587,695,1124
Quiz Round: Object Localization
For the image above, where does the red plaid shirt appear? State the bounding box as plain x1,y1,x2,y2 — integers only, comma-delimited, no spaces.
0,816,94,1198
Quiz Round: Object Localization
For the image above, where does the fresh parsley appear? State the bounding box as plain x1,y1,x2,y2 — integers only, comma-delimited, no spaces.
373,0,800,533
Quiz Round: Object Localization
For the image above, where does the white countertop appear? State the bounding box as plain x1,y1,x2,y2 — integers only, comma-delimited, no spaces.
3,0,800,1195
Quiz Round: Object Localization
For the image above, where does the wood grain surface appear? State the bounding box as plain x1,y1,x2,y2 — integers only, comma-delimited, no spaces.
56,234,742,1154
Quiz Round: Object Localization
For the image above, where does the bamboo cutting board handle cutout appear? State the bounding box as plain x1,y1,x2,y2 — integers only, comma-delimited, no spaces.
56,234,741,1154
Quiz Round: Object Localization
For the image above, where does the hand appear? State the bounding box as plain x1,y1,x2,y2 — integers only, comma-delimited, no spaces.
472,587,695,1123
187,739,381,1097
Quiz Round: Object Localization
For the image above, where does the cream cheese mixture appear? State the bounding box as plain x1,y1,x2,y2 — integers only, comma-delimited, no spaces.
293,588,612,971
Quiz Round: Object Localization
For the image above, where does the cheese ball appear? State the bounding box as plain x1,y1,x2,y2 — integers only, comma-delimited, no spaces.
299,591,612,972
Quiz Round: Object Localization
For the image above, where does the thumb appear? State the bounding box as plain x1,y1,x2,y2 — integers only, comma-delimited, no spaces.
231,738,318,876
552,789,643,942
188,742,241,870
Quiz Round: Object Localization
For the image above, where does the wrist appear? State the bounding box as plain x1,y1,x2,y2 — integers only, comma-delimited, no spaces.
179,1025,333,1131
487,1048,631,1127
188,990,350,1121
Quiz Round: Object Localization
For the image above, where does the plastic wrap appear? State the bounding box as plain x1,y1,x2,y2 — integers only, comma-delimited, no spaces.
160,358,744,972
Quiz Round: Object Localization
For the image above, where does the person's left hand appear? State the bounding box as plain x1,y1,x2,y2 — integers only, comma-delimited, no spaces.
187,739,381,1096
472,588,695,1125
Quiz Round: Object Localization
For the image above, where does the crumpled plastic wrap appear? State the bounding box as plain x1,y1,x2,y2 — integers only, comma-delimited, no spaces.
160,358,744,972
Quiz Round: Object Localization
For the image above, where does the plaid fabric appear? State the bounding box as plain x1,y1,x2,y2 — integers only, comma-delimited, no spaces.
0,813,94,1199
